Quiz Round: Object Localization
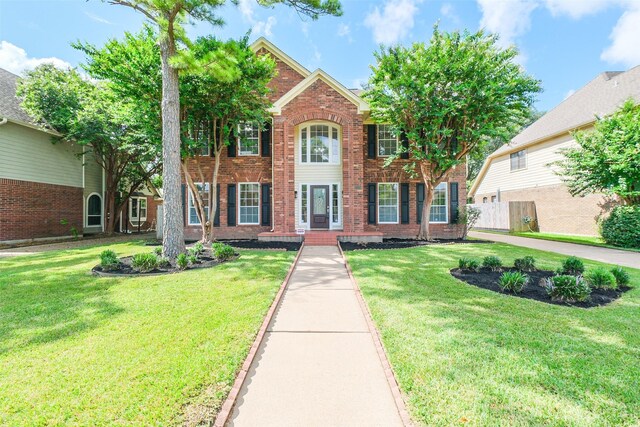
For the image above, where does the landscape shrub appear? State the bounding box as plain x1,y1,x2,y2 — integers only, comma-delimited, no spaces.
157,257,171,269
514,256,536,272
192,242,204,256
584,267,617,290
100,250,119,271
600,205,640,249
187,254,198,265
131,253,158,273
545,275,591,302
458,257,480,271
212,242,235,260
482,255,503,271
498,271,529,293
610,266,630,287
176,253,188,270
558,256,585,276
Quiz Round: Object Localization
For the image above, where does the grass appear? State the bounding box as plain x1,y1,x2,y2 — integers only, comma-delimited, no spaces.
477,229,640,252
345,243,640,426
0,241,294,426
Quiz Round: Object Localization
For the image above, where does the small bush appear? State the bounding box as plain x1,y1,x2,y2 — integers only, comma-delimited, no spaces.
100,250,119,271
559,256,585,276
498,271,529,293
482,255,503,271
545,275,591,302
192,242,204,256
187,254,198,265
584,267,617,290
458,257,480,271
600,205,640,249
212,242,235,261
131,253,158,273
514,256,536,272
157,257,171,269
610,266,630,287
153,246,162,256
176,253,188,270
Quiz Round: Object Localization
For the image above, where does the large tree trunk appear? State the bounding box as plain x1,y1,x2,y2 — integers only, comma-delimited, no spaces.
417,181,435,240
160,36,185,260
207,152,221,243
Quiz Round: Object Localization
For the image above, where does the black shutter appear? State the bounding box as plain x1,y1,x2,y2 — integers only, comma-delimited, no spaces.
227,184,236,226
181,184,187,225
213,184,220,227
449,182,459,224
367,183,377,224
401,183,409,224
228,128,236,157
261,183,271,226
367,124,377,159
416,183,425,224
400,131,409,159
261,121,271,157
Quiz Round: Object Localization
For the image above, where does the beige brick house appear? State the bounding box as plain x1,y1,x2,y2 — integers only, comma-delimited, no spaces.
469,66,640,236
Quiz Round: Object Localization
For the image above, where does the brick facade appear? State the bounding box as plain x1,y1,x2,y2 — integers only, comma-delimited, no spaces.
0,178,83,242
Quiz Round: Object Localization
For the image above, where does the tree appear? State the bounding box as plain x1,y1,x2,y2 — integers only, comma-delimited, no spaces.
105,0,343,260
365,26,541,240
17,65,161,234
557,99,640,205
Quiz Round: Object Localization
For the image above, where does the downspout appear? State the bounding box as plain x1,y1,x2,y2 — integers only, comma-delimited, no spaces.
0,117,8,126
270,116,275,232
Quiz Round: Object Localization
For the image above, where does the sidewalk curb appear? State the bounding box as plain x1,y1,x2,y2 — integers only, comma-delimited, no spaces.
213,242,305,427
338,243,414,427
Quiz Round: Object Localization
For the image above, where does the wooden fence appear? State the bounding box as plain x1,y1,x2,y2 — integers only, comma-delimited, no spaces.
469,201,538,232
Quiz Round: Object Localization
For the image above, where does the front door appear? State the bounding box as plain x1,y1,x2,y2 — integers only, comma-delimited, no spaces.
310,185,330,229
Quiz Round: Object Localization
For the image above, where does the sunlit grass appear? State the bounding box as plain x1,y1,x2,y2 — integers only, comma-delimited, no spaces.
0,241,294,425
476,229,640,252
345,243,640,426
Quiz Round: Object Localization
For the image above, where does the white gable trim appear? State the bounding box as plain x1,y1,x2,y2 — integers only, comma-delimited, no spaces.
250,37,311,79
270,69,370,115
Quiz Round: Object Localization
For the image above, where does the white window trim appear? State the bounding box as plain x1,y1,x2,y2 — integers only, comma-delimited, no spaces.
377,124,399,158
237,122,260,157
510,149,527,172
187,183,210,226
129,197,148,223
198,145,210,157
377,183,399,224
298,183,342,229
85,192,103,228
299,123,341,165
429,182,449,224
238,182,261,225
299,184,309,225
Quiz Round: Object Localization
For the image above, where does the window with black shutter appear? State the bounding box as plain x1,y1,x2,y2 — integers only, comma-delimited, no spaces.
416,183,424,224
228,129,236,157
261,184,271,226
261,121,271,157
400,131,409,159
213,184,220,227
449,182,459,224
367,124,377,159
227,184,236,226
367,183,377,224
400,183,409,224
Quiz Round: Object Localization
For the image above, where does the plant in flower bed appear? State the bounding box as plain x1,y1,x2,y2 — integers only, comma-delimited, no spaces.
458,257,480,271
611,266,630,287
212,242,235,260
583,267,617,290
176,253,188,270
514,256,536,272
482,255,503,271
498,271,528,293
100,250,120,271
544,275,591,303
131,253,159,273
558,256,585,276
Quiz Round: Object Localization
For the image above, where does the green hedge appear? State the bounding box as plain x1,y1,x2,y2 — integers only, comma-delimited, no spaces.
601,205,640,249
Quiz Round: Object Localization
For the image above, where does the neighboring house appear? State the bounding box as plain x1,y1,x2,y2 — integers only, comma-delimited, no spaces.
181,38,466,242
469,66,640,236
117,184,160,234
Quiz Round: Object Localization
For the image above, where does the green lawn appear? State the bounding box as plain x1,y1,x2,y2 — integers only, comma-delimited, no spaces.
0,241,294,426
477,230,640,252
345,243,640,426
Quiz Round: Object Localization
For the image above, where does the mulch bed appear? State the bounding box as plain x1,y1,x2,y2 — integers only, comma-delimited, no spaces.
145,239,301,252
92,250,237,277
339,238,493,251
450,267,632,308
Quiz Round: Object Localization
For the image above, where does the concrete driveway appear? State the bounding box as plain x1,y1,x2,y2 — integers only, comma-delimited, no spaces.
470,231,640,269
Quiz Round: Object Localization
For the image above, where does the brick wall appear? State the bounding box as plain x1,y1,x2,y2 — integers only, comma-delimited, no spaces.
118,195,160,233
256,48,307,103
0,178,83,242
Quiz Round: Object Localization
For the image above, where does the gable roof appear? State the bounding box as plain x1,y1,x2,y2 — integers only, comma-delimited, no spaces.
271,69,370,115
250,37,311,79
0,67,60,135
469,66,640,196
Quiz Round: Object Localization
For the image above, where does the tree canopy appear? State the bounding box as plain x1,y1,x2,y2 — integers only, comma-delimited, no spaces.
557,99,640,205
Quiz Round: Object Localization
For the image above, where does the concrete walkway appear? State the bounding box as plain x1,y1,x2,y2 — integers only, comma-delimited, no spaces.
229,246,405,427
470,231,640,269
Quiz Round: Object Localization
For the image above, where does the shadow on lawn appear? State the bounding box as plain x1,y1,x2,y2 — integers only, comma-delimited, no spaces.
0,250,125,355
347,246,640,424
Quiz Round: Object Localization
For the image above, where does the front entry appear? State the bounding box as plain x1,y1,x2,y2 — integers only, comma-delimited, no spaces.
310,185,330,229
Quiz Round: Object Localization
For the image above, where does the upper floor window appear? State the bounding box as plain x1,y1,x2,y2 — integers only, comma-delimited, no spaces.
238,122,260,156
187,122,210,156
510,149,526,171
300,124,340,164
377,124,398,157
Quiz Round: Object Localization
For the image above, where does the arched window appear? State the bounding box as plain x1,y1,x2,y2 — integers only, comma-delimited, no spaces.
87,194,102,226
299,123,340,164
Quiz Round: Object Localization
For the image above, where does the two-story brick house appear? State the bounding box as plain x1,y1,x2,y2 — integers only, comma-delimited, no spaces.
182,38,466,243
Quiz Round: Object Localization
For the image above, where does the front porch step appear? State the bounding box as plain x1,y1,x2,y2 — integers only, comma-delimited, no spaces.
258,231,383,244
304,231,339,246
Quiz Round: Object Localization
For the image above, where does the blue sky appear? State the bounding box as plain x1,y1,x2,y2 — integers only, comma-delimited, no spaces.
1,0,639,112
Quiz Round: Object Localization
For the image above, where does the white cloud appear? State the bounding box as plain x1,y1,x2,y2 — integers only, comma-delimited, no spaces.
601,6,640,66
544,0,612,19
237,0,255,21
337,23,350,37
0,41,71,75
477,0,538,47
440,3,460,23
84,11,113,25
238,0,277,38
364,0,421,45
253,16,277,37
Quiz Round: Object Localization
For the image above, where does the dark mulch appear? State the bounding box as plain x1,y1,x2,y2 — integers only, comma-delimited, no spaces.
450,267,632,308
217,239,301,252
92,249,237,276
339,238,493,251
